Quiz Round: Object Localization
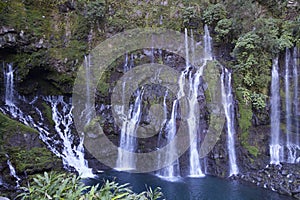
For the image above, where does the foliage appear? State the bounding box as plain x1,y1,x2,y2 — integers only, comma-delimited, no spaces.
86,0,106,24
18,172,164,200
215,18,233,43
182,5,201,28
202,3,227,26
232,30,271,110
18,172,88,200
230,14,298,110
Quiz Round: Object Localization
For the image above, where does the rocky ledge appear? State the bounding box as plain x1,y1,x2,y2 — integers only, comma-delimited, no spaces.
241,164,300,199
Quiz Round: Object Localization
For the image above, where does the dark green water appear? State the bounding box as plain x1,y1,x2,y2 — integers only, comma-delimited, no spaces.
85,170,292,200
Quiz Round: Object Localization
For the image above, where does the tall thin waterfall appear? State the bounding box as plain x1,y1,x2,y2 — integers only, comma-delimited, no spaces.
84,55,92,124
270,57,282,165
293,47,299,146
185,26,213,177
6,154,20,187
116,90,143,170
45,96,94,177
1,65,94,178
115,54,141,171
187,31,203,177
4,63,14,106
203,25,213,60
270,49,300,164
221,67,239,176
287,47,300,163
285,49,293,163
159,100,180,178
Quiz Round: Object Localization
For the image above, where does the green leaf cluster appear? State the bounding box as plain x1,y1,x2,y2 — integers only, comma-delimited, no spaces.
18,171,164,200
86,0,106,24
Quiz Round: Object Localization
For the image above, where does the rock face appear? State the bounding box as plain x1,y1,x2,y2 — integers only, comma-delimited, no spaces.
241,164,300,199
0,112,62,199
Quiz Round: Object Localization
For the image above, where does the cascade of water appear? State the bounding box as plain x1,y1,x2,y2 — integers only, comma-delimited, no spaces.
293,47,299,147
159,100,180,178
221,67,239,176
6,155,20,187
4,63,14,106
187,68,204,176
270,57,282,165
204,25,213,60
124,53,130,72
84,55,92,124
116,90,143,170
186,27,214,177
285,49,294,163
45,96,94,177
157,90,168,146
1,64,94,178
287,47,300,163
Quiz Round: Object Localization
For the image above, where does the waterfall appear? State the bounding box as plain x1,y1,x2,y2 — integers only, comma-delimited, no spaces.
6,155,20,187
270,49,300,164
84,55,92,124
1,64,94,178
115,54,141,170
285,49,293,163
293,47,299,147
270,57,282,165
184,26,214,177
287,47,300,163
4,63,14,106
159,100,180,178
203,25,213,60
179,26,213,177
221,67,239,176
157,90,168,146
116,90,143,170
45,96,94,177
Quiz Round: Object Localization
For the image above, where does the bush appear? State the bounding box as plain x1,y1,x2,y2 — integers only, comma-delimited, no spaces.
86,0,106,24
18,172,164,200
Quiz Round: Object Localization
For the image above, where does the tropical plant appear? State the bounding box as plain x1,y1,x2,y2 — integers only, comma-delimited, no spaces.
202,3,227,26
17,171,164,200
86,0,106,24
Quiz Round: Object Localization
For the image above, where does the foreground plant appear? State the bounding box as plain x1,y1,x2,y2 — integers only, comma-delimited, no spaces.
18,172,164,200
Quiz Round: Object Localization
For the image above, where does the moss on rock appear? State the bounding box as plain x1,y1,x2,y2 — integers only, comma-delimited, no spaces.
0,112,62,177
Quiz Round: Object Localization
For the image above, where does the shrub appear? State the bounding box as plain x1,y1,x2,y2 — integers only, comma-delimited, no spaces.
18,171,164,200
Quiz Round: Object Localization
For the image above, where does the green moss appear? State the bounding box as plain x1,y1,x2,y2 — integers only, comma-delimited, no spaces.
235,89,261,157
0,112,38,136
8,147,60,173
42,102,55,126
0,112,61,174
203,60,221,104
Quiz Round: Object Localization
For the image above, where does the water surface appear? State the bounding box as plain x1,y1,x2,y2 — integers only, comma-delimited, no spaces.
84,170,292,200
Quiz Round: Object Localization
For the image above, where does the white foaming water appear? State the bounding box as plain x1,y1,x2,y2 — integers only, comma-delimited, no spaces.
4,63,14,106
270,57,282,165
293,47,299,146
285,48,293,163
84,55,92,124
115,90,143,171
185,25,213,177
45,96,94,178
115,54,141,171
6,154,20,187
159,100,180,178
221,67,239,176
1,64,94,178
203,25,213,60
287,47,300,163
